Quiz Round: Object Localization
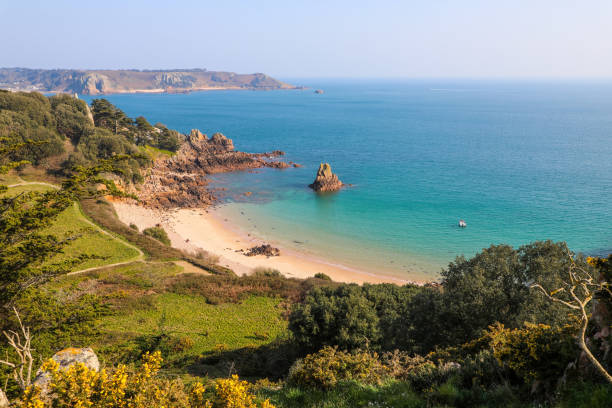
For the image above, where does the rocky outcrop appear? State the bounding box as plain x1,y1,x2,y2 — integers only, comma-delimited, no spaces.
309,163,343,192
136,129,289,209
34,348,100,391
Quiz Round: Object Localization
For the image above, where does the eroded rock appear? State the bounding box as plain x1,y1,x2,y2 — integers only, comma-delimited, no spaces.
309,163,343,192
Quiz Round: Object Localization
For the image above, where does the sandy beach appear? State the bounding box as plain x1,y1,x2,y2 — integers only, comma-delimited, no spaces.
112,202,413,285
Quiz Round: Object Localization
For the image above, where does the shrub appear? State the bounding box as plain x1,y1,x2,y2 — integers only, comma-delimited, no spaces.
288,346,386,389
16,352,275,408
129,223,138,231
253,267,282,278
190,248,220,265
313,273,331,281
289,285,381,352
486,322,578,386
142,226,171,246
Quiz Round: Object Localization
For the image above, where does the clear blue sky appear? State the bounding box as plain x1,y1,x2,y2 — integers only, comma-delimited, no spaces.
1,0,611,78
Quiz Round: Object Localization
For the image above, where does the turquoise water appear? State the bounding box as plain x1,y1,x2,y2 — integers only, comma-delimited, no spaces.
84,80,612,280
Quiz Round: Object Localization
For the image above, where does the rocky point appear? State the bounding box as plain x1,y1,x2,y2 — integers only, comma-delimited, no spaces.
136,129,289,209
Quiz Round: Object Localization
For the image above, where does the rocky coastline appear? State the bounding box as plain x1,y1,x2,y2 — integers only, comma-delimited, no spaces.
135,129,290,209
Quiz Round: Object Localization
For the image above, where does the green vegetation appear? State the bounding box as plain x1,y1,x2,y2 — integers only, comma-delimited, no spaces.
143,226,172,246
1,91,610,407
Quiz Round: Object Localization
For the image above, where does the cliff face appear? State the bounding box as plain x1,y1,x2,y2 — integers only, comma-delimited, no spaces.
136,129,289,209
0,68,295,95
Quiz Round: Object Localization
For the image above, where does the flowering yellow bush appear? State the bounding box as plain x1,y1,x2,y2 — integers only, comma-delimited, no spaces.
15,352,275,408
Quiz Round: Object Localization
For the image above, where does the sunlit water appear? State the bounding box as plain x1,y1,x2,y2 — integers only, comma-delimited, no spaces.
85,79,612,280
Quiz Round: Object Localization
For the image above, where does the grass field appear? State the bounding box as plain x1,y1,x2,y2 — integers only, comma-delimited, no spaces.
50,261,290,378
100,293,287,354
4,184,141,272
45,202,141,270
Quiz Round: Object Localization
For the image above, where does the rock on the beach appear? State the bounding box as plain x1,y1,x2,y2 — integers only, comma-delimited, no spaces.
34,347,100,389
309,163,343,192
245,244,281,257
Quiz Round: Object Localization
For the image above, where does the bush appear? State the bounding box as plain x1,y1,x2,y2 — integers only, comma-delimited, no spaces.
288,346,386,389
485,322,578,387
16,352,275,408
143,226,171,246
289,284,422,352
313,273,331,281
253,267,282,278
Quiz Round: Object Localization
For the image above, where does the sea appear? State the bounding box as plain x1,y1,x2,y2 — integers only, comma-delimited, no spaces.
83,79,612,281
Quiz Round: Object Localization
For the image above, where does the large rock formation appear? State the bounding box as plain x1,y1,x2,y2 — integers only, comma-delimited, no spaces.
136,129,289,209
34,348,100,391
309,163,343,192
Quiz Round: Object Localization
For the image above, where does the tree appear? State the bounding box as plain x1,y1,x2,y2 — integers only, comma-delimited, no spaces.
531,247,612,383
1,139,129,311
289,285,381,352
437,241,574,347
90,99,132,134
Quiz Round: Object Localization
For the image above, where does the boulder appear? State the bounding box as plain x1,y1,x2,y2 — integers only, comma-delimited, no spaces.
309,163,343,192
34,348,100,389
0,388,8,408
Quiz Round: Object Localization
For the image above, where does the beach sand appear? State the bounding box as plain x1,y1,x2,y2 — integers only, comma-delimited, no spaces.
112,202,413,285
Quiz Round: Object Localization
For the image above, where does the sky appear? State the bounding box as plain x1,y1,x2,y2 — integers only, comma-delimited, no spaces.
1,0,611,78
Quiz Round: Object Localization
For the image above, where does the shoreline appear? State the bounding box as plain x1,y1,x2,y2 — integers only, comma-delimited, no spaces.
111,201,418,285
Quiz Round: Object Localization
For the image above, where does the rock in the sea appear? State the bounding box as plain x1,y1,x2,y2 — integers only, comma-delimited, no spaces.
34,347,100,389
314,89,324,94
0,388,8,408
309,163,343,192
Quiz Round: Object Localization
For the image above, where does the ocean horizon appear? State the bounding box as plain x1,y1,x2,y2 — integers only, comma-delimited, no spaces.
83,79,612,280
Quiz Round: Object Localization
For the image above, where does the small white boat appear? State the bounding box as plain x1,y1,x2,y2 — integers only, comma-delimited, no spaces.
458,219,467,228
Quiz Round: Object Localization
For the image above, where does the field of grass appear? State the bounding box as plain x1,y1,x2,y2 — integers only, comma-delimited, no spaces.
48,261,290,378
100,293,286,354
45,202,141,270
4,184,141,272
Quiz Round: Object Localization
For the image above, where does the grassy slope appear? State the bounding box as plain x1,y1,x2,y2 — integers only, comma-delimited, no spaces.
49,261,289,378
45,202,140,270
4,184,140,271
100,293,286,354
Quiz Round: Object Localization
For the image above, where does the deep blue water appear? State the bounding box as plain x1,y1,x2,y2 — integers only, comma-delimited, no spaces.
84,80,612,279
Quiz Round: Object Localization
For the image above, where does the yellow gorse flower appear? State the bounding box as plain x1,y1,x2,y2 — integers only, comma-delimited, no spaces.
15,353,274,408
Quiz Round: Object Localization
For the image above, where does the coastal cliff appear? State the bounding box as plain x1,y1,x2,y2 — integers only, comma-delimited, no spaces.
0,68,296,94
136,129,289,208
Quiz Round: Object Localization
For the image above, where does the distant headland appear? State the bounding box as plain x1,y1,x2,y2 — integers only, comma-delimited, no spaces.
0,67,298,95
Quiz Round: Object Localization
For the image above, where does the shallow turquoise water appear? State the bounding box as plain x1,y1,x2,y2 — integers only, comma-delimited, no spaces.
84,80,612,279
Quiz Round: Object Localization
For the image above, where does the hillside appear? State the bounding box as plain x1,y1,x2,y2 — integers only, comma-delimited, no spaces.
0,91,611,407
0,68,296,95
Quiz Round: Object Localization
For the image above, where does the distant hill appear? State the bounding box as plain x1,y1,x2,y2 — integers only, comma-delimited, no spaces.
0,68,296,95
